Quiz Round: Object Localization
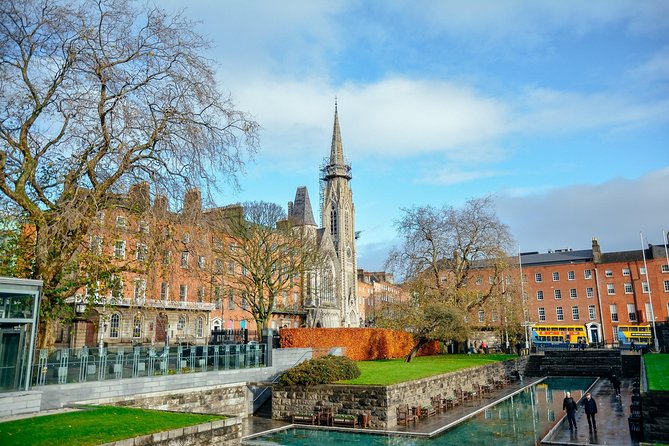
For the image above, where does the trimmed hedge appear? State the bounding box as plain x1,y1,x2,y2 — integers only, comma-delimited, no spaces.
280,328,441,360
278,355,361,386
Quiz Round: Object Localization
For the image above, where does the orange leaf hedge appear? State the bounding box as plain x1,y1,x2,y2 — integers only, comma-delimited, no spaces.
279,328,442,360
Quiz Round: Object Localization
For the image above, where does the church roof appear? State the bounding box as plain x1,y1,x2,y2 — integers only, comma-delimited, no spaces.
289,186,317,227
330,101,344,166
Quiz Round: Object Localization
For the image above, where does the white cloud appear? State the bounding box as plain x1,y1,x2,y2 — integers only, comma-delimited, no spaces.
496,167,669,253
629,47,669,83
419,167,501,186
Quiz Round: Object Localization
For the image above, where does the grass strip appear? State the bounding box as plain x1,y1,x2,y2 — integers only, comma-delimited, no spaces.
644,353,669,391
0,405,224,446
339,353,516,385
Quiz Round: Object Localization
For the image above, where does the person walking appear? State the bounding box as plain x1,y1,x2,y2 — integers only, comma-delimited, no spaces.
610,375,621,397
563,392,578,430
581,392,598,431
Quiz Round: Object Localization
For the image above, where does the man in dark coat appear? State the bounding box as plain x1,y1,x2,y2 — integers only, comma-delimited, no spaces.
581,392,598,431
563,391,578,430
610,375,621,397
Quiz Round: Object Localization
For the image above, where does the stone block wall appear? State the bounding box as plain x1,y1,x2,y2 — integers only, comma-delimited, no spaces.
0,391,42,418
78,383,248,418
273,356,527,428
641,391,669,442
97,418,241,446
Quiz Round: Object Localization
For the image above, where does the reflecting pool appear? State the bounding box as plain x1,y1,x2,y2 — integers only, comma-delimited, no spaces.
243,376,595,446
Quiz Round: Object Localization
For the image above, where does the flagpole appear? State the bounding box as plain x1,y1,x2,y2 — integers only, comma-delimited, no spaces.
640,233,660,351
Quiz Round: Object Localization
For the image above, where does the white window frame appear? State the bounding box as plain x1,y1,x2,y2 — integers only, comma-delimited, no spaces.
586,287,594,298
642,281,649,293
538,307,546,322
478,310,485,323
624,283,633,294
569,288,577,299
605,270,613,278
160,282,169,301
584,269,592,279
607,283,615,295
133,279,146,300
572,306,580,321
588,305,596,320
552,272,560,281
536,290,544,300
179,284,187,301
136,243,147,261
180,251,189,268
622,268,630,276
556,307,564,321
568,271,575,280
554,289,562,300
535,273,542,283
610,304,618,322
627,303,637,322
115,215,127,228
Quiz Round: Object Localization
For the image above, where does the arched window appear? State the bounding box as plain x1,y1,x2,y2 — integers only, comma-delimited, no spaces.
110,313,120,338
133,314,142,338
330,202,338,237
196,317,204,338
321,268,334,303
177,315,187,332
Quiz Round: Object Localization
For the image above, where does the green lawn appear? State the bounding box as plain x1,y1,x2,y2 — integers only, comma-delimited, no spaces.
645,353,669,391
339,354,516,386
0,406,225,446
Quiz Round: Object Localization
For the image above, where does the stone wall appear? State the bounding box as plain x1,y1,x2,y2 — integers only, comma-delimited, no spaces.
641,390,669,442
97,418,241,446
78,383,248,418
525,350,622,377
0,391,42,418
272,356,527,429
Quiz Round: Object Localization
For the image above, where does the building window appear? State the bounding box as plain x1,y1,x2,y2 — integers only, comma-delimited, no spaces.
584,269,592,279
572,306,580,321
114,240,126,259
228,290,235,309
569,288,577,299
110,313,120,338
536,290,544,300
228,261,235,274
138,221,149,234
96,211,105,223
538,307,545,321
133,314,142,338
214,287,221,309
241,293,249,310
177,315,186,331
196,317,204,338
179,284,187,301
90,236,103,255
182,233,191,244
535,273,542,283
568,271,575,280
111,275,124,299
642,281,649,293
556,307,564,321
180,252,189,268
160,282,169,301
162,250,171,265
552,272,560,281
134,279,145,300
214,258,223,273
645,303,654,321
197,286,204,303
610,304,618,322
662,264,669,273
586,287,594,298
588,305,596,320
664,280,669,292
554,289,562,300
242,266,248,276
475,276,482,285
607,284,615,295
605,270,613,278
491,310,498,322
478,310,485,322
214,238,223,249
640,267,647,275
627,303,637,322
624,283,633,294
136,243,147,261
116,215,127,228
622,268,630,276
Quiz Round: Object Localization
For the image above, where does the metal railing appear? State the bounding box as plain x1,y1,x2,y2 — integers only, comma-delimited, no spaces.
32,343,267,386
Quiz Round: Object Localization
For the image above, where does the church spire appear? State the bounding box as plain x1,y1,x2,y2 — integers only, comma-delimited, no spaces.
322,99,351,181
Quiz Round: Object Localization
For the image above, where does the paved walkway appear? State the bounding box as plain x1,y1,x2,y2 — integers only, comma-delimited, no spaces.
541,378,638,446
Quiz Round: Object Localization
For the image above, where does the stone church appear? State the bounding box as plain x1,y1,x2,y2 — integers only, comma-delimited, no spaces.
286,103,359,328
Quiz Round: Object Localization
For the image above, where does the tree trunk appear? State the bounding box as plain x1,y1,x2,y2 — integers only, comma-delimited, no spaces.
405,337,429,363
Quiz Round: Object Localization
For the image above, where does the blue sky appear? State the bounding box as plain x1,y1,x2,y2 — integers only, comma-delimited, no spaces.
162,0,669,271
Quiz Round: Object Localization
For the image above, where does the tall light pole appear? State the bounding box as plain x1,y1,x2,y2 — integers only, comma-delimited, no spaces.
640,233,660,352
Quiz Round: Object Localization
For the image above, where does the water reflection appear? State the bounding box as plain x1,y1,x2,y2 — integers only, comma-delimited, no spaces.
244,377,595,446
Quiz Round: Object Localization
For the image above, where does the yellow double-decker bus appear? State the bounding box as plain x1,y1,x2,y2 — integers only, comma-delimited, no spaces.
530,325,587,348
616,325,652,348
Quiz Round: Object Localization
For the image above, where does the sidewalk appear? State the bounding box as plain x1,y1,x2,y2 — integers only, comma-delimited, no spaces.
541,378,638,446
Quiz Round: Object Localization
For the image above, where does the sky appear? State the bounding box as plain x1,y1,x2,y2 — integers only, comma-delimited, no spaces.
161,0,669,271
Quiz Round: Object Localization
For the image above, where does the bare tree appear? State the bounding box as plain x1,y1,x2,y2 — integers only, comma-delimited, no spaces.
383,196,515,361
0,0,259,346
218,201,321,331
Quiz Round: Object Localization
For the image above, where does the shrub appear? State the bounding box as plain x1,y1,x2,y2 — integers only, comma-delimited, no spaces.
278,355,361,386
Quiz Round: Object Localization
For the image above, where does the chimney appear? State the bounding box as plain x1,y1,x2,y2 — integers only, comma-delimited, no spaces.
128,182,150,211
154,194,168,214
592,237,602,264
288,201,293,217
183,188,201,217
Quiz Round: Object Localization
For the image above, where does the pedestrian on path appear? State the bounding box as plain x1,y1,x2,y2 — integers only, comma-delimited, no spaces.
563,392,578,430
610,375,621,397
581,392,598,431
